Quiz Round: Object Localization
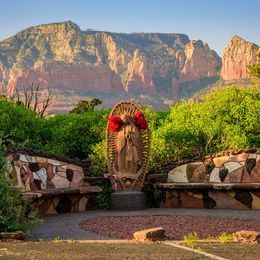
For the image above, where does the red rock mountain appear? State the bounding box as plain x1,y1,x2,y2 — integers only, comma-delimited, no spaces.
221,35,260,80
0,21,221,110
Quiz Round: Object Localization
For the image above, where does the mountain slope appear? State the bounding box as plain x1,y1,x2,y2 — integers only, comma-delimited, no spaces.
0,21,221,109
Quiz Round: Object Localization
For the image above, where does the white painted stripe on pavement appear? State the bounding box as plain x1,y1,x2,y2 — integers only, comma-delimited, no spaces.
163,241,229,260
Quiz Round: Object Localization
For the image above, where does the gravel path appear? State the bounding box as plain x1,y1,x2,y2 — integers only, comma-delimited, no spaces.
81,215,260,240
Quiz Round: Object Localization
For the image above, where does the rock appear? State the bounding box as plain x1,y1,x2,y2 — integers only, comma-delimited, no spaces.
133,227,165,242
235,230,260,244
219,165,228,182
250,162,260,182
213,156,229,168
179,191,204,208
163,190,181,208
228,167,244,183
209,168,221,183
168,164,188,182
180,40,221,82
246,158,256,175
0,231,26,240
186,163,208,183
221,35,260,80
208,191,249,209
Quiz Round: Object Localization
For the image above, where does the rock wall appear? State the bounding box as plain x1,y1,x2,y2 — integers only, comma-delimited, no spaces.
7,149,101,215
221,35,260,80
167,150,260,184
154,149,260,210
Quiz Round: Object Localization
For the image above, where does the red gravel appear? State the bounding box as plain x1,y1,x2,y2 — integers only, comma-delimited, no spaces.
81,215,260,240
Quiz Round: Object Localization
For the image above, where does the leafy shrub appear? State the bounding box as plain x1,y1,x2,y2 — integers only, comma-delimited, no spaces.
89,140,108,176
0,98,43,148
150,86,259,172
0,86,259,177
41,109,109,159
97,181,112,209
0,143,39,233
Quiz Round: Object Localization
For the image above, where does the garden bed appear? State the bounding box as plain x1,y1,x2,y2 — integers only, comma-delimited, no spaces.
81,215,260,240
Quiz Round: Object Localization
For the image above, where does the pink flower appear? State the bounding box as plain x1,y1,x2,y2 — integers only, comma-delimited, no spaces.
112,174,120,181
112,182,118,192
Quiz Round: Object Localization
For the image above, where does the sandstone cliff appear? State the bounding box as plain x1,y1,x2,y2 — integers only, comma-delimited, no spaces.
221,35,260,80
0,21,221,107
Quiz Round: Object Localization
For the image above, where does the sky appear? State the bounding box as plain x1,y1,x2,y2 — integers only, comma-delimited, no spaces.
0,0,259,55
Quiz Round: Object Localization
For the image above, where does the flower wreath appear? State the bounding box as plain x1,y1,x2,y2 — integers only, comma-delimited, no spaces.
108,111,148,132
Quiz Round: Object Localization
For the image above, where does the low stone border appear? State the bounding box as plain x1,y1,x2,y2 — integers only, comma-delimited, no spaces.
0,231,26,240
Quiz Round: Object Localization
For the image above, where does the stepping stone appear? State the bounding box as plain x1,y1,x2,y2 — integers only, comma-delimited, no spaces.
133,227,165,242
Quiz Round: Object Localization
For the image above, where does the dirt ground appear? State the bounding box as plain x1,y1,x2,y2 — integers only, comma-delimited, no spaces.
0,241,259,260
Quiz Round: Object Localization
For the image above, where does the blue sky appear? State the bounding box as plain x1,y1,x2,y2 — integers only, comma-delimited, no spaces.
0,0,259,55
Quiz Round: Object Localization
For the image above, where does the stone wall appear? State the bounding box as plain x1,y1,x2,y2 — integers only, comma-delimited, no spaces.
155,149,260,210
167,150,260,184
7,149,101,216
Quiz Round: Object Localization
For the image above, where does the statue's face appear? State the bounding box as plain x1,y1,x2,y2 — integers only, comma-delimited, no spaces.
125,125,134,139
124,125,139,147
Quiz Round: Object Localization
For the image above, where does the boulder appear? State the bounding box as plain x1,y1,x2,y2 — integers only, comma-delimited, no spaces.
133,227,165,242
235,230,260,244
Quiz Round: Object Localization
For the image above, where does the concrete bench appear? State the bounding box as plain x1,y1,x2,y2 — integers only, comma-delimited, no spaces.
153,149,260,210
8,148,103,216
156,183,260,190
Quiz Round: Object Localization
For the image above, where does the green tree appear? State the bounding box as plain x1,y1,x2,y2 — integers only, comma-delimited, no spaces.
150,86,259,172
41,109,109,159
70,98,102,114
0,98,43,148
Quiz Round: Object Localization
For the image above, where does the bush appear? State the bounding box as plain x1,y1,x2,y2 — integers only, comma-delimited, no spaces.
0,86,259,177
89,140,108,176
150,86,259,172
0,143,39,233
40,109,110,159
0,98,42,149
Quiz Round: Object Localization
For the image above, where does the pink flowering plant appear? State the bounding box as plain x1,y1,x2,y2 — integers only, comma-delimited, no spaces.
104,173,120,192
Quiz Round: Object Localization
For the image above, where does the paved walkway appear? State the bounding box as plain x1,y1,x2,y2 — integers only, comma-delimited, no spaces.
31,208,260,240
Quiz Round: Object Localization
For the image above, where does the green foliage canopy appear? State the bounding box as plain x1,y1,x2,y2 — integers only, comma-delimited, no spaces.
70,98,102,114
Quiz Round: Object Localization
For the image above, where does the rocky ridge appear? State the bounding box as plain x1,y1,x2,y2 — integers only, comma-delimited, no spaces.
221,35,260,80
0,21,258,112
0,21,221,109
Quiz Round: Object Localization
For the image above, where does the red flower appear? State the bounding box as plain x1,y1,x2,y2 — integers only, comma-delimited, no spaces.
133,111,144,119
135,118,148,129
108,116,122,124
108,116,122,132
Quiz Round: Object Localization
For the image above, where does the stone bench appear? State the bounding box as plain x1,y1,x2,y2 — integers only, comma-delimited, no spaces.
154,149,260,210
156,183,260,190
7,148,103,216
